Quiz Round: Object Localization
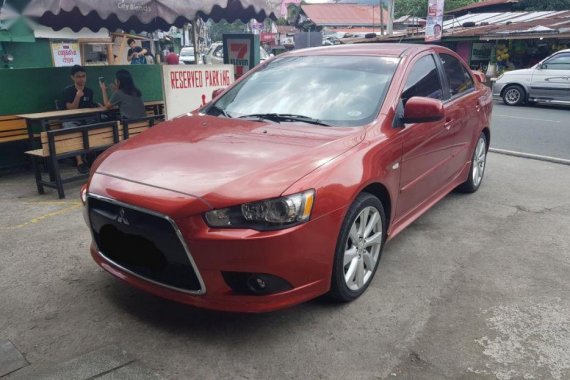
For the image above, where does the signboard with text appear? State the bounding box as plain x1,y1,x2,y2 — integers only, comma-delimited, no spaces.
51,41,81,67
425,0,444,43
471,42,493,61
161,65,235,119
223,34,260,78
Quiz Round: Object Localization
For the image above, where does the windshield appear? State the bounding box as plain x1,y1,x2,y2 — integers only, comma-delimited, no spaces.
180,48,194,56
208,55,399,127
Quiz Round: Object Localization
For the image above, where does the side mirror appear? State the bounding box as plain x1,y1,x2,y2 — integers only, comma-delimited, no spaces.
212,88,225,99
471,70,486,83
403,97,445,124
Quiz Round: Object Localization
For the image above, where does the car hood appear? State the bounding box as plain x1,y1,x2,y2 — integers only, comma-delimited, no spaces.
501,67,535,77
93,114,365,209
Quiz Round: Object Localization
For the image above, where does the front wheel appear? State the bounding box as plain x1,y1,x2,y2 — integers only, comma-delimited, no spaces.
502,85,526,106
457,132,487,193
329,193,386,302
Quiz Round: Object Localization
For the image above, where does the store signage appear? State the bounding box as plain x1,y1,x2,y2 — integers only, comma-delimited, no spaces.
472,43,493,61
51,41,81,67
227,39,251,77
425,0,444,43
223,34,260,78
161,65,234,119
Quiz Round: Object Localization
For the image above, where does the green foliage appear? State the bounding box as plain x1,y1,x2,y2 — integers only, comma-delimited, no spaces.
395,0,477,18
275,18,289,26
208,20,247,42
515,0,570,10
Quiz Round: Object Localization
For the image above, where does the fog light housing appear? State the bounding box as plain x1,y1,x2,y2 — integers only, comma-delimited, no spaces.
222,272,293,295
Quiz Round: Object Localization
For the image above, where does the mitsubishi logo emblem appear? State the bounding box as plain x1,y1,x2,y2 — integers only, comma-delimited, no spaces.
116,208,130,225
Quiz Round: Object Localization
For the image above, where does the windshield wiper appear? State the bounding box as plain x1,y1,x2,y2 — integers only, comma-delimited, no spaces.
238,113,331,127
209,104,232,118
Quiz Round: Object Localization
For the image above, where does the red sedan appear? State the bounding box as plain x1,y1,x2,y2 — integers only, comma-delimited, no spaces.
82,44,492,312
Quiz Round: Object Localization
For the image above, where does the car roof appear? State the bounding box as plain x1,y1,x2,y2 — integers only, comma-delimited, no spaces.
282,43,434,58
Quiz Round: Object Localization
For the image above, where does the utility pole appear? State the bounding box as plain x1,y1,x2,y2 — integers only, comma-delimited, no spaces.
372,3,375,33
379,1,384,36
387,0,394,36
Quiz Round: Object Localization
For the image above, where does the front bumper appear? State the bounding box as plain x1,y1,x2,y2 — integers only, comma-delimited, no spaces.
492,81,506,100
88,195,346,313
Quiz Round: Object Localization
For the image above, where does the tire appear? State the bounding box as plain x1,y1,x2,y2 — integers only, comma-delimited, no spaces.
457,132,487,193
329,193,386,302
502,84,526,106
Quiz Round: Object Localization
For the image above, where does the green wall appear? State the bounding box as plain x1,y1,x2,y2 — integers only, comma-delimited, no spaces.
0,64,164,115
1,39,53,69
0,64,164,171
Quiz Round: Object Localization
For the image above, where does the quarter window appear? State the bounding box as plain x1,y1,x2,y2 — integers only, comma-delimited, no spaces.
402,55,443,104
542,53,570,70
439,53,474,97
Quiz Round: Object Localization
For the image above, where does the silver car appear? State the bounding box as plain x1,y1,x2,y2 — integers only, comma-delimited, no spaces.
493,49,570,106
203,42,270,65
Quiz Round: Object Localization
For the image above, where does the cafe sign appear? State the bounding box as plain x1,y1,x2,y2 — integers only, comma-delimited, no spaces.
51,41,81,67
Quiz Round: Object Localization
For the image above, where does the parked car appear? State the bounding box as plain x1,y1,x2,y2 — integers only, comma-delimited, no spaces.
203,41,270,65
493,49,570,106
179,46,199,64
82,44,492,313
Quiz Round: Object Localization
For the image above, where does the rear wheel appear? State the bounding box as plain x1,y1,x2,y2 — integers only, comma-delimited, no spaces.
329,193,386,302
457,132,487,193
502,85,526,106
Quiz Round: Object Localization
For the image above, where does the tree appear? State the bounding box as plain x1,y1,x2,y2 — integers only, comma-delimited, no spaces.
395,0,477,18
515,0,570,11
207,20,247,42
275,18,289,26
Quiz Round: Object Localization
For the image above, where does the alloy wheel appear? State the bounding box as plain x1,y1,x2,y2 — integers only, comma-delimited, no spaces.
472,136,487,187
505,88,521,105
343,206,383,291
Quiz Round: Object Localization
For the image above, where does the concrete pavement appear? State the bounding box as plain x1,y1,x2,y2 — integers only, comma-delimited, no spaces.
490,103,570,160
1,153,569,379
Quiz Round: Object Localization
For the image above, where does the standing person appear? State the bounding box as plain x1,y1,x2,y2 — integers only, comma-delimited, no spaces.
127,38,147,64
100,70,146,120
165,46,179,65
60,65,97,174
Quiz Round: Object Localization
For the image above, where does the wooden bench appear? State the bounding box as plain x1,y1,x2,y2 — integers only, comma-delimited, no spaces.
0,115,28,144
24,115,164,199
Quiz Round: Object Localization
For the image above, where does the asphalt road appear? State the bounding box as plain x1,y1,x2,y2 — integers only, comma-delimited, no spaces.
1,153,569,379
490,102,570,160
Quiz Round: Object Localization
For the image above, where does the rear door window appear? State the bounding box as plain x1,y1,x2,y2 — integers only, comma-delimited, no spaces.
439,53,474,97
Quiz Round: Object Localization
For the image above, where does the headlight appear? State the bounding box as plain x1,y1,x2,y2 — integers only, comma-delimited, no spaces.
496,74,504,82
80,184,87,205
204,190,315,230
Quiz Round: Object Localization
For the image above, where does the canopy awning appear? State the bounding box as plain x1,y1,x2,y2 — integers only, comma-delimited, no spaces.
24,0,280,32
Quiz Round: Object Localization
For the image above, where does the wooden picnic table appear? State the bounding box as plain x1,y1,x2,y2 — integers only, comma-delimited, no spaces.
18,101,164,143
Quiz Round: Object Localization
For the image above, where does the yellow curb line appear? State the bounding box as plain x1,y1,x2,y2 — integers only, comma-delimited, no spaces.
12,204,83,229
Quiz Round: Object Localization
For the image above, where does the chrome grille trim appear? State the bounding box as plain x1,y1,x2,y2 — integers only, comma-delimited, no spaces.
87,193,206,295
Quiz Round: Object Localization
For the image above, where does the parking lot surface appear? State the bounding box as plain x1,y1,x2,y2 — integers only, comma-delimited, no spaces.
1,153,569,379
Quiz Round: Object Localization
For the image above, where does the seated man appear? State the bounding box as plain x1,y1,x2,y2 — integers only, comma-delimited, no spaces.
60,65,98,174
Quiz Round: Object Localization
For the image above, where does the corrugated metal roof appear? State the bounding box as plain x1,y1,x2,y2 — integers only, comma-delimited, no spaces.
344,10,570,43
444,11,570,37
301,4,389,27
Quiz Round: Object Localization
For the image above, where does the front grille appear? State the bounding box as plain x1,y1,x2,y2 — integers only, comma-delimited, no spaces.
88,196,203,293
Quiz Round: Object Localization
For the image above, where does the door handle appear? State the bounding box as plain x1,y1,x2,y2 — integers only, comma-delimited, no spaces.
444,117,452,130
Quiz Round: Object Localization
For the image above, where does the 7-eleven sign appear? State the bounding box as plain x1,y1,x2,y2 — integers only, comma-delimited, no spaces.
224,36,255,78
